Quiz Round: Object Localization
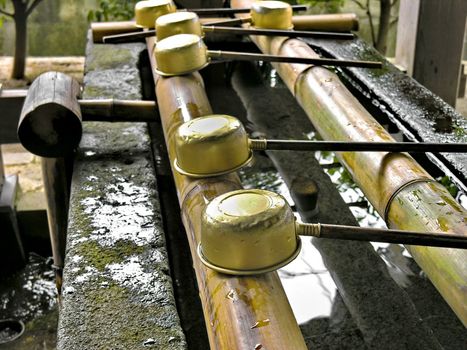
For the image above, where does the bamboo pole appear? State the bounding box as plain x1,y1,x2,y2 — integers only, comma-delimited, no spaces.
103,26,354,44
147,36,307,349
92,13,359,42
231,0,467,326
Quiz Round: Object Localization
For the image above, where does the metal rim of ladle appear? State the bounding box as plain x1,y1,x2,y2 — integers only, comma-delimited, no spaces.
196,238,302,275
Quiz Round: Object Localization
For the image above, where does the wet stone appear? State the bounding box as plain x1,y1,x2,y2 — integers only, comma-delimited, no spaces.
57,36,186,349
305,37,467,182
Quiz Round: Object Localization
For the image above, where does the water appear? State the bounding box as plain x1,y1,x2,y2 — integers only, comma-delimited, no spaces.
0,253,57,348
239,155,387,324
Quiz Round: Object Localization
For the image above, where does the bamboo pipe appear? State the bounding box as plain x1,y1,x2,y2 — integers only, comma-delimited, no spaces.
203,13,359,31
147,36,307,349
103,11,354,43
231,0,467,326
184,4,308,15
103,26,354,44
229,61,444,349
78,99,156,121
103,4,348,43
92,13,359,42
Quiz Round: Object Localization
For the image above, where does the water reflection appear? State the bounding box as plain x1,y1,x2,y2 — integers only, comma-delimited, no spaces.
239,167,338,324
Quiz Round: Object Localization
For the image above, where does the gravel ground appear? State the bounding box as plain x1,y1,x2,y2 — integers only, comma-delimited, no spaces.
0,56,84,88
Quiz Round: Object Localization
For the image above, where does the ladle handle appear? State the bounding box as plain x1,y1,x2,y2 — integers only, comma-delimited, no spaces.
296,223,467,249
202,26,355,39
203,17,252,26
103,30,155,43
186,4,308,15
249,139,467,153
207,50,382,68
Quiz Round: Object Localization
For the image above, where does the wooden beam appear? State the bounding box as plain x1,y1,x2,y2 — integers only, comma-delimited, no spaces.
395,0,467,107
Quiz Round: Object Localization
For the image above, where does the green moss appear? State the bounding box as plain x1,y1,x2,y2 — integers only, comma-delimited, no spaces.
75,240,146,271
82,85,109,99
75,280,186,349
86,46,135,71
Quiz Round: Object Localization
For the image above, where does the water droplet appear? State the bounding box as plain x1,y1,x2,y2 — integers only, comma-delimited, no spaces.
251,319,270,329
226,290,236,301
143,338,156,346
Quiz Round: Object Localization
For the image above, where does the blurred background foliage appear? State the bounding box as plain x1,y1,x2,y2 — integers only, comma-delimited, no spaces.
0,0,400,59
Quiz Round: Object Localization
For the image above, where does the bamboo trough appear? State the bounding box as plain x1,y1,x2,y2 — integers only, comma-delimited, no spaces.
146,36,308,349
231,0,467,326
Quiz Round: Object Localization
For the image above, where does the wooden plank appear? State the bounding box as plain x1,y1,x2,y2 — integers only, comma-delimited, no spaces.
395,0,467,106
0,89,27,144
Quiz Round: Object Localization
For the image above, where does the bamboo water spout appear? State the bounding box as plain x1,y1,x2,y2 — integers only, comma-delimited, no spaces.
232,0,467,326
147,36,307,349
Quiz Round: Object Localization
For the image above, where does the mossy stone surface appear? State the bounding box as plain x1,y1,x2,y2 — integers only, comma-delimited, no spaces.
83,41,145,100
57,38,186,350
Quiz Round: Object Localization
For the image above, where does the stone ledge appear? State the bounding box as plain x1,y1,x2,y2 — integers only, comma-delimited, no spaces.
57,37,186,350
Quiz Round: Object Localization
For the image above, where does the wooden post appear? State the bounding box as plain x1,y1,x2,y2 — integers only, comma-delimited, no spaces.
0,148,4,189
41,157,70,293
395,0,467,107
18,71,82,158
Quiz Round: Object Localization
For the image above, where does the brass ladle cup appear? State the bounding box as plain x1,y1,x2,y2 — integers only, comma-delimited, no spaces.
103,4,354,43
198,189,467,275
154,11,353,41
153,34,381,76
173,115,467,177
135,0,177,28
134,0,306,29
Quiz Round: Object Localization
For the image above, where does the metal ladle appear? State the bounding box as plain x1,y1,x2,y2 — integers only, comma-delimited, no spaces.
173,115,467,177
153,34,381,76
104,3,353,43
134,0,307,29
198,189,467,275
